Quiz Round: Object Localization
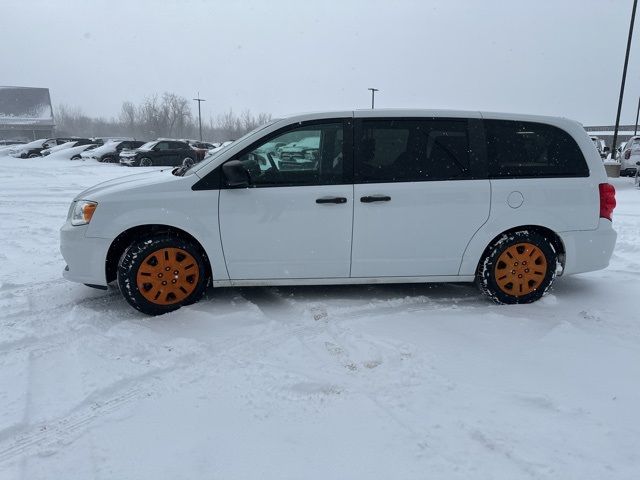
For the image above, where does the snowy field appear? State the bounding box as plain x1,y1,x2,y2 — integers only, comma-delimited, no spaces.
0,153,639,480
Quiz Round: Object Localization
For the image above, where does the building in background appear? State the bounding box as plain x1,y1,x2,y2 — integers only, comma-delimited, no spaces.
0,86,55,141
584,125,636,148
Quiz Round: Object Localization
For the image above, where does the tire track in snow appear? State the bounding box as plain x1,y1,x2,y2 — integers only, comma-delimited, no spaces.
0,284,483,469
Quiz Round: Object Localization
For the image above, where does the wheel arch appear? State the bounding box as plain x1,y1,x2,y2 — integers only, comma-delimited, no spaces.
463,224,566,277
105,224,212,283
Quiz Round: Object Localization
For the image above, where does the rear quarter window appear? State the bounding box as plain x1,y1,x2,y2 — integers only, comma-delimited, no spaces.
485,120,589,178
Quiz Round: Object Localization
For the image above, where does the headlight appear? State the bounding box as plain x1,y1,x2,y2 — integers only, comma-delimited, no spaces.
71,200,98,226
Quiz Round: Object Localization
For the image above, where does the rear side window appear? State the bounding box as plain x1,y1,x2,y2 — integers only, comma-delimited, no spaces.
355,119,471,183
485,120,589,178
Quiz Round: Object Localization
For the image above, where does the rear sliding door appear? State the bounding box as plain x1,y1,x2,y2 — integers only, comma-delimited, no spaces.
351,116,490,277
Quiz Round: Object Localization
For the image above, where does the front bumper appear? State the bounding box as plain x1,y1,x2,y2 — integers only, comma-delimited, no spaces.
119,156,137,166
60,221,111,286
560,219,617,275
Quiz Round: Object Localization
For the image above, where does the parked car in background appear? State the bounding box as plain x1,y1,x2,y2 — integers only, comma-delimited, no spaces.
91,137,134,144
41,138,95,156
620,136,640,176
81,140,146,163
9,137,80,158
50,143,98,161
0,140,25,146
590,136,609,159
206,141,233,157
615,141,627,160
277,136,320,161
184,140,216,160
61,110,617,315
119,140,197,167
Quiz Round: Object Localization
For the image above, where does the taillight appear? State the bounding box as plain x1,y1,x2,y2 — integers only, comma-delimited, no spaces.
624,149,631,159
599,183,616,221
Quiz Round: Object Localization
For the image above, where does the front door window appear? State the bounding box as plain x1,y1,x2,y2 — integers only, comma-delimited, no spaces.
232,122,346,187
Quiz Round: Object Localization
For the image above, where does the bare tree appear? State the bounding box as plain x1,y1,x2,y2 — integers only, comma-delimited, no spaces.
119,101,137,133
55,94,272,142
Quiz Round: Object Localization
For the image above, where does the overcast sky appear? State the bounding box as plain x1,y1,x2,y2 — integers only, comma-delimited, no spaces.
2,0,638,125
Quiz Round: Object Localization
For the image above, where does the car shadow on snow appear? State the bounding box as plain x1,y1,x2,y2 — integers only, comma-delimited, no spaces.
84,275,606,320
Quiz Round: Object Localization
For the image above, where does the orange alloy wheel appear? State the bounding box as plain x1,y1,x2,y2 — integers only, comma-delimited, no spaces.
135,248,200,305
494,242,548,297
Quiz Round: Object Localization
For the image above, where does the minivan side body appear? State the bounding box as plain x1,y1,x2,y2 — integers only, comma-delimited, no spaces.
60,109,617,314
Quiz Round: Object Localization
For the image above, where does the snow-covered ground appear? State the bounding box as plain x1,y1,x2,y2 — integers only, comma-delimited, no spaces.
0,154,639,479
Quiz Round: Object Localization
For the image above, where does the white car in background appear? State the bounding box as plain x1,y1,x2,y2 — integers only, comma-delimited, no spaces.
80,140,146,163
40,141,77,156
49,143,98,161
620,136,640,176
60,109,617,316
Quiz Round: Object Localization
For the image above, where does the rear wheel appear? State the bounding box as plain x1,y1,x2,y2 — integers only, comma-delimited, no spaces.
140,157,153,167
102,156,114,163
70,155,81,160
477,230,557,304
28,153,39,158
117,234,208,315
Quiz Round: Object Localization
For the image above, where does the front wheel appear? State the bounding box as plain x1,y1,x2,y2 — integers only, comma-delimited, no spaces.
477,230,557,304
140,157,153,167
117,234,209,315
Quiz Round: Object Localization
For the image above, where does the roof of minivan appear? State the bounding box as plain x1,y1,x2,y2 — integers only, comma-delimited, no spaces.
277,109,580,128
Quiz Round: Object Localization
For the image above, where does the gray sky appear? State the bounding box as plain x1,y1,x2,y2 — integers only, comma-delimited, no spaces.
2,0,637,125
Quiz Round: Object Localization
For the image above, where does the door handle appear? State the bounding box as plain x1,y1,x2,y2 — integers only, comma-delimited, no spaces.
316,197,347,204
360,195,391,203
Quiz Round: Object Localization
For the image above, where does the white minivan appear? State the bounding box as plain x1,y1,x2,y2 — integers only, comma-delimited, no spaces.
60,110,617,315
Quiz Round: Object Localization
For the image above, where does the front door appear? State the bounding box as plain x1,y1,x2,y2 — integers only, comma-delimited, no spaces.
351,116,490,277
219,120,354,280
152,141,172,165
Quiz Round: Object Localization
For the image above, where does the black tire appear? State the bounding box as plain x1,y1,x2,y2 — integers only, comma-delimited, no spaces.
140,157,153,167
117,234,209,315
476,230,557,305
102,156,114,163
28,153,39,158
71,155,81,160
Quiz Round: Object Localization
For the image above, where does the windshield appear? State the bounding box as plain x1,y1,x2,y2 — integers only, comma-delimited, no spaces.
138,141,156,151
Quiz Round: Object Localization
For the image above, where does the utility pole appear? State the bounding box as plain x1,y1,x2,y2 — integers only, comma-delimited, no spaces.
368,88,379,109
193,93,206,141
635,96,640,135
612,0,638,159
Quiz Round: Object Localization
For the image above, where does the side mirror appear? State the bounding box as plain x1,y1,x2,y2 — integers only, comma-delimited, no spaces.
636,161,640,166
223,160,251,188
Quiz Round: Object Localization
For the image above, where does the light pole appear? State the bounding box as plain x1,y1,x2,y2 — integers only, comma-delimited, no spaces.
368,88,379,109
635,96,640,135
193,93,206,141
611,0,638,158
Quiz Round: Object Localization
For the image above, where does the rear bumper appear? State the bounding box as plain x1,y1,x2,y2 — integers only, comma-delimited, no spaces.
60,222,111,286
560,219,617,275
